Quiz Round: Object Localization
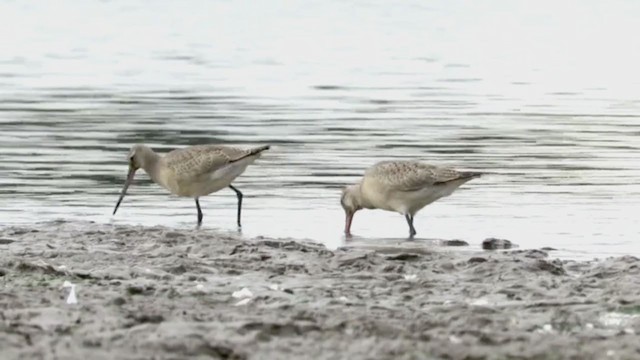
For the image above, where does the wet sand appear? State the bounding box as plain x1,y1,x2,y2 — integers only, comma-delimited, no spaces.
1,221,639,360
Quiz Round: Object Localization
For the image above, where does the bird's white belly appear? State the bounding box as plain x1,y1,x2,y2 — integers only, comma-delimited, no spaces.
362,179,458,215
185,160,254,197
397,180,470,214
392,187,448,214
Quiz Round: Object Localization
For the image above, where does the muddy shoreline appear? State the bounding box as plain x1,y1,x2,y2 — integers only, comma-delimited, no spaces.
1,221,639,359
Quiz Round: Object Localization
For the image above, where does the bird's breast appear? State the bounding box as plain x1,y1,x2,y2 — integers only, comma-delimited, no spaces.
360,178,396,212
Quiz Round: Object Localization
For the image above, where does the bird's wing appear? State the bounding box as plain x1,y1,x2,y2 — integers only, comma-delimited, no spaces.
366,161,466,191
164,145,250,180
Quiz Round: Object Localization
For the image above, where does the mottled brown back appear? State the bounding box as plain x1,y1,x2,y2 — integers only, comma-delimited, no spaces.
366,160,477,191
164,145,267,180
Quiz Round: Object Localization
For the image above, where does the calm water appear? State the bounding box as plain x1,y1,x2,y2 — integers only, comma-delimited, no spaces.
1,0,640,258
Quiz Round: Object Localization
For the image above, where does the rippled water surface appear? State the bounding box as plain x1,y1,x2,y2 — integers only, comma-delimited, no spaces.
2,0,640,258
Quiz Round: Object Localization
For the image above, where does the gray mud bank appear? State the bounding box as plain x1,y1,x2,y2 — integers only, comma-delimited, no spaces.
1,221,640,360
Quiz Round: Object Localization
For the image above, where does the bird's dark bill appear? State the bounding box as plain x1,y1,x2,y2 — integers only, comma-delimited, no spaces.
113,167,136,216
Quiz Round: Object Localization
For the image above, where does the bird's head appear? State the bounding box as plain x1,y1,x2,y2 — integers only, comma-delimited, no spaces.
340,184,363,236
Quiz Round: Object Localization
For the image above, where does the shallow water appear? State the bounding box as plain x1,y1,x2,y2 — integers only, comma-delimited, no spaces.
1,0,640,258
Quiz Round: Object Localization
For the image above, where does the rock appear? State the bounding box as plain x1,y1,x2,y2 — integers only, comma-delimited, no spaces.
510,249,548,259
468,257,488,264
0,238,15,244
442,239,468,247
111,297,126,306
532,259,565,275
385,253,420,261
482,238,514,250
164,231,185,239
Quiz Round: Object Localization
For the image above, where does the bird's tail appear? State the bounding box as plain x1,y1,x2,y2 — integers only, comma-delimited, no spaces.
458,171,482,180
230,145,271,163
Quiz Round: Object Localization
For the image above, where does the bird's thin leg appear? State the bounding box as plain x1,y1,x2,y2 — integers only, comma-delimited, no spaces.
195,198,203,227
228,185,243,228
405,214,417,238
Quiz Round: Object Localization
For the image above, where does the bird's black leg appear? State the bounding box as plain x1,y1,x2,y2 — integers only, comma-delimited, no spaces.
228,185,243,228
195,198,203,227
405,214,417,238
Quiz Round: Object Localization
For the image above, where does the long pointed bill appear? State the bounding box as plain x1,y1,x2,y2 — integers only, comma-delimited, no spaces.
113,166,136,216
344,211,354,237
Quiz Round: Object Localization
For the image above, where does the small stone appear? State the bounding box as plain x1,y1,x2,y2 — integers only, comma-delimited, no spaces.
0,238,15,244
164,231,184,239
468,257,488,264
126,284,155,296
386,253,420,261
112,297,126,306
442,239,468,247
482,238,514,250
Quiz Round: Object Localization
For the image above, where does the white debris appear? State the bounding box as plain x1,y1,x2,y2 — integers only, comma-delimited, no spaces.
235,298,252,306
62,281,77,305
449,335,462,344
599,312,640,328
269,284,281,291
607,350,616,357
585,323,594,330
536,324,554,333
339,296,349,302
195,284,204,291
58,265,67,270
232,287,253,299
403,274,417,281
624,328,635,335
470,298,490,306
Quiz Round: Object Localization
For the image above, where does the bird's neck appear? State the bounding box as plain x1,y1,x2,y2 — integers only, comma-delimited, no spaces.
353,183,375,209
141,151,163,184
358,181,383,210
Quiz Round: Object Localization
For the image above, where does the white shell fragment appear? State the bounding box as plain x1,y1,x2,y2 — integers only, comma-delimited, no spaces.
232,287,253,299
62,281,77,305
235,298,252,306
